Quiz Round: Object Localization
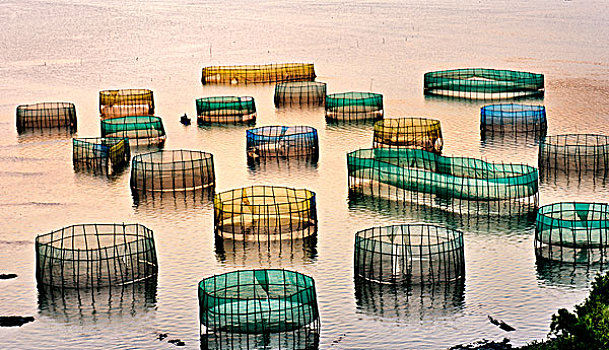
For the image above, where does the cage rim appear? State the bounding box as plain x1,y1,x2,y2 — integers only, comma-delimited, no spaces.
101,115,163,124
541,134,609,147
72,136,129,144
99,88,154,97
481,103,546,114
196,96,255,104
326,91,383,100
132,149,213,165
17,101,76,111
538,202,609,222
374,117,441,128
355,223,464,248
203,63,315,71
275,81,327,89
424,68,544,81
35,223,155,247
246,125,318,137
214,185,316,208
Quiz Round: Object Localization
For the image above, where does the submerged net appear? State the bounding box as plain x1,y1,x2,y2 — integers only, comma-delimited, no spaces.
373,117,443,154
202,327,319,350
35,223,158,288
535,202,609,264
214,186,317,241
196,96,257,124
246,126,319,160
480,104,547,139
326,92,383,121
16,102,77,133
424,68,544,99
72,137,130,175
274,81,326,107
198,269,320,334
101,116,166,146
202,63,316,85
539,134,609,179
99,89,154,120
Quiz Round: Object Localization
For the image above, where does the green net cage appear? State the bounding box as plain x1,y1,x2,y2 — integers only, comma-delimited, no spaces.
480,104,547,140
535,202,609,264
99,89,154,120
202,327,319,350
101,116,166,146
35,223,158,289
354,224,465,284
72,137,130,175
214,186,317,241
274,81,326,107
16,102,77,133
196,96,257,125
246,126,319,161
325,92,383,121
538,134,609,179
198,269,320,334
373,117,443,154
130,149,215,193
202,63,316,85
424,68,544,99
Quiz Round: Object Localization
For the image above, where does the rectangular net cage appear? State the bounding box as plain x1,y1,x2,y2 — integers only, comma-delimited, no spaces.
196,96,257,125
274,81,327,107
214,186,317,242
35,223,158,289
373,117,443,154
198,269,320,335
325,92,384,122
246,126,319,161
480,104,547,140
538,134,609,180
72,137,130,175
354,224,465,285
16,102,77,133
99,89,154,120
202,63,316,85
535,202,609,264
101,116,166,146
424,68,545,99
130,149,215,193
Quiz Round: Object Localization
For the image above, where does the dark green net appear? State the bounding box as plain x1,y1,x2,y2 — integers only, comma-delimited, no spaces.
325,92,383,121
538,134,609,180
101,116,166,146
16,102,77,133
196,96,257,125
274,81,326,107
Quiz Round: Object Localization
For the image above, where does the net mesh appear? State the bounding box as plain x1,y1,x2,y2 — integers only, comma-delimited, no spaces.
539,134,609,179
72,137,130,176
16,102,77,133
326,92,383,121
196,96,257,125
274,81,326,107
101,116,166,146
202,63,316,85
99,89,154,120
202,327,319,350
373,117,443,154
246,126,319,161
480,104,547,139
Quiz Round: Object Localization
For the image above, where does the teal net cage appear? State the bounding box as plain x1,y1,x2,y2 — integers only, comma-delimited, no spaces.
99,88,154,120
198,269,320,334
325,92,383,122
538,134,609,180
535,202,609,264
354,224,465,285
130,149,215,193
246,126,319,162
202,63,316,85
101,116,166,146
480,104,547,140
72,137,130,175
35,223,158,289
196,96,257,125
373,117,443,154
424,68,544,99
274,81,326,107
16,102,77,133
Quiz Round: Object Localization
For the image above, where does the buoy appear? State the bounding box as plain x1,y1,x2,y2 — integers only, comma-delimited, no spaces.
180,113,191,126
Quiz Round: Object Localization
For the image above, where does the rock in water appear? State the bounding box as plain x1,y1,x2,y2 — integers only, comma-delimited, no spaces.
0,316,35,327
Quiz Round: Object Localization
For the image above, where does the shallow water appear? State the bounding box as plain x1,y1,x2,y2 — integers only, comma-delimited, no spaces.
1,0,609,349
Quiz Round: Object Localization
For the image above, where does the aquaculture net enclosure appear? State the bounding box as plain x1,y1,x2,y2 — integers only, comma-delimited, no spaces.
73,137,130,175
424,68,544,99
326,92,384,121
99,89,154,119
480,104,547,139
538,134,609,178
35,223,158,288
202,327,319,350
354,224,465,284
130,150,215,192
214,186,317,241
16,102,77,133
373,117,443,154
246,126,319,160
196,96,256,124
274,81,326,107
198,269,320,334
202,63,316,85
101,116,166,146
535,202,609,264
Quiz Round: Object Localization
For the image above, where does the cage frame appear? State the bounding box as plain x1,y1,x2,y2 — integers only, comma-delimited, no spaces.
373,117,443,154
99,88,155,120
196,96,257,125
16,102,77,133
325,91,384,122
72,137,130,175
100,115,167,146
201,63,316,85
246,125,319,161
538,134,609,179
274,81,327,107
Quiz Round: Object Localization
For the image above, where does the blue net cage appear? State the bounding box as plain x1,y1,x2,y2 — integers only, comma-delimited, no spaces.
480,104,547,139
246,126,319,161
72,137,130,175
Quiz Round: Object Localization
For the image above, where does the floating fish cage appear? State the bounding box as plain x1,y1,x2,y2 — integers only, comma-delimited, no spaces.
101,116,166,146
202,63,316,85
214,186,317,241
480,104,547,139
424,68,545,99
538,134,609,179
35,223,158,288
535,202,609,264
130,150,215,193
196,96,257,125
354,224,465,284
99,89,154,120
326,92,383,121
246,126,319,161
274,81,326,107
72,137,130,175
373,117,443,154
16,102,77,133
198,269,320,334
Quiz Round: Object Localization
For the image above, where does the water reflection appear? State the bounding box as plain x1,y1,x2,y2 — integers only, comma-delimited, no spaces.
201,328,320,350
536,259,606,288
215,235,318,268
16,129,75,143
132,188,214,217
247,156,319,175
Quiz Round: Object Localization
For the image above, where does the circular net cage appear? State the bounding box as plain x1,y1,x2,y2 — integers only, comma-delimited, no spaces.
354,224,465,284
130,149,215,193
214,186,317,241
424,68,544,99
198,269,320,334
196,96,257,125
202,63,316,85
246,126,319,161
274,81,326,107
326,92,383,121
16,102,77,133
535,202,609,264
538,134,609,179
480,104,547,139
35,223,158,289
101,116,166,146
373,117,443,154
72,137,130,175
99,89,154,120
